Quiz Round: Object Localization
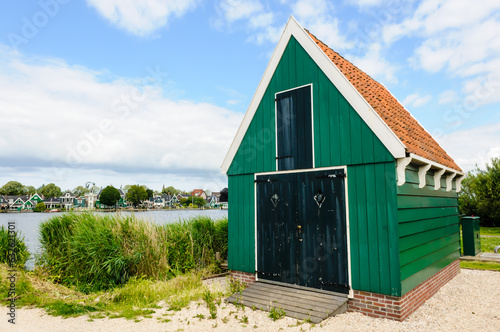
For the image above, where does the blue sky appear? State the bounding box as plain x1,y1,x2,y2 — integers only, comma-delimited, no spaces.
1,0,499,193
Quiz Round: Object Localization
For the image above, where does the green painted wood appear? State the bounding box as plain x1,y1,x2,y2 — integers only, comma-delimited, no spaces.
398,195,458,209
227,36,405,296
397,182,458,198
400,233,459,266
228,36,393,175
399,224,459,252
401,251,459,295
348,163,400,296
228,174,255,273
365,164,380,292
375,163,391,295
347,166,360,291
399,215,459,237
397,165,460,295
400,240,459,280
398,206,459,223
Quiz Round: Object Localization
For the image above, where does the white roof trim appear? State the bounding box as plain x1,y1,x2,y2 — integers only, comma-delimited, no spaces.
221,16,406,174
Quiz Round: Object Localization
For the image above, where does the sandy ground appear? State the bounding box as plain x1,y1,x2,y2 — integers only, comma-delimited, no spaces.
1,269,499,332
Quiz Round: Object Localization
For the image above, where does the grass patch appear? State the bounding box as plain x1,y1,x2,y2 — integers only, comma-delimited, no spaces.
480,227,500,236
481,237,500,253
0,263,229,320
268,306,286,321
460,260,500,271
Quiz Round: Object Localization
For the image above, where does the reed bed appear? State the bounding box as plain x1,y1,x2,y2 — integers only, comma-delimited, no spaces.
38,213,228,293
0,225,30,267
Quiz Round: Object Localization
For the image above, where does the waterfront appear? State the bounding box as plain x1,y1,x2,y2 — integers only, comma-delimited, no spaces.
0,209,228,269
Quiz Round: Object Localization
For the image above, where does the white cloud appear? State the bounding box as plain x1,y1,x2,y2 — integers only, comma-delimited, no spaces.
290,0,352,50
348,0,385,7
438,121,500,172
382,0,500,79
218,0,262,23
402,92,432,108
438,90,457,105
0,46,242,190
347,43,398,83
85,0,197,36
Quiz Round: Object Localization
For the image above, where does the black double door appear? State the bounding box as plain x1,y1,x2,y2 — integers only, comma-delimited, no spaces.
256,169,349,294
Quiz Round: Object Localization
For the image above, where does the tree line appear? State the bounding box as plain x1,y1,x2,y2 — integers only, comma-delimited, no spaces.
459,157,500,227
0,181,228,209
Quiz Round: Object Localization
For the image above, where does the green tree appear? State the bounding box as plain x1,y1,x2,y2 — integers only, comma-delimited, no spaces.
39,183,62,199
146,188,154,199
34,201,46,212
125,185,148,208
0,181,24,195
193,197,206,207
22,185,36,196
72,185,89,197
219,188,228,202
99,185,121,208
459,157,500,226
162,185,181,195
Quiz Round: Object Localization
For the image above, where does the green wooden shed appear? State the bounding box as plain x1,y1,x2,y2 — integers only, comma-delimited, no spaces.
221,17,464,321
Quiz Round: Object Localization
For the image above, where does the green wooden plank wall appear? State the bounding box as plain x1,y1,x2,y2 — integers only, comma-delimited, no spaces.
398,164,460,295
348,162,401,296
227,174,255,273
227,35,402,297
228,36,393,176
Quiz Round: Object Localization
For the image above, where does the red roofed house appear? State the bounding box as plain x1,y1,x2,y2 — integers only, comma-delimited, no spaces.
191,189,207,200
221,17,464,321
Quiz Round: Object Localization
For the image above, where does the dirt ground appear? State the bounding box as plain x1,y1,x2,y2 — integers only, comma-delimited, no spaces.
1,268,499,331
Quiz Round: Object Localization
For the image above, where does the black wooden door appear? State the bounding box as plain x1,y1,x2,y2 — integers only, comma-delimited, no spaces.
256,169,348,293
276,85,312,171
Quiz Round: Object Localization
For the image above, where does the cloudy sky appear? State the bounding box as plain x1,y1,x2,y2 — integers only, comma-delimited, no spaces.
1,0,499,192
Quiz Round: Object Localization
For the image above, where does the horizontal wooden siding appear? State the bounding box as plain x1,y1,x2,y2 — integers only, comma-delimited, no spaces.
398,164,460,295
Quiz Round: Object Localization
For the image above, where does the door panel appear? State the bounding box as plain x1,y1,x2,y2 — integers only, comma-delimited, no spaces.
256,174,296,283
256,169,348,293
276,85,312,170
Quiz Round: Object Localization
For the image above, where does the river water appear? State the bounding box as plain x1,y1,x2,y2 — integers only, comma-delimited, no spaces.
0,209,228,269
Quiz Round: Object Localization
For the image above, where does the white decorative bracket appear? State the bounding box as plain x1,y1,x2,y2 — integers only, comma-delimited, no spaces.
397,157,412,186
433,169,446,190
455,175,465,192
418,164,432,188
446,173,457,192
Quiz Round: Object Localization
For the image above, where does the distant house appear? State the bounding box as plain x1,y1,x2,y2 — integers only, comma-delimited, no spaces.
0,196,8,210
12,196,29,211
44,197,61,210
207,193,220,208
60,190,76,210
191,189,207,200
167,194,180,207
177,194,189,202
85,191,98,209
73,196,86,209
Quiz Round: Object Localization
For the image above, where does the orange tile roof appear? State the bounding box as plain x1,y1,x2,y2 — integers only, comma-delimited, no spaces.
308,32,461,172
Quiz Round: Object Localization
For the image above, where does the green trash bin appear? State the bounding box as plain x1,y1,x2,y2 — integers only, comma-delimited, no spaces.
462,216,481,256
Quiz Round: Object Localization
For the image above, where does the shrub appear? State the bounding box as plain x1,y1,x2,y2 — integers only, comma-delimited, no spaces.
0,226,30,267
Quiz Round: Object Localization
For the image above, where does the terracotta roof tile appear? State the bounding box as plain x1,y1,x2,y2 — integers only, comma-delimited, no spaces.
308,31,461,172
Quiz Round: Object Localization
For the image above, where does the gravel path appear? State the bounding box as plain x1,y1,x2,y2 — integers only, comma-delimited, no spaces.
2,269,499,332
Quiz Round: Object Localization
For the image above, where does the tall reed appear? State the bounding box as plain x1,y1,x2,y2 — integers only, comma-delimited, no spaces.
38,213,228,293
0,226,30,267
